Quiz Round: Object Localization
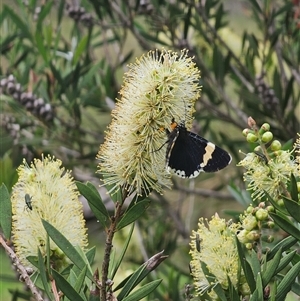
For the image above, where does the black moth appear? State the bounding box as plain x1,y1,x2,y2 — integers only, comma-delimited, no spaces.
165,120,232,178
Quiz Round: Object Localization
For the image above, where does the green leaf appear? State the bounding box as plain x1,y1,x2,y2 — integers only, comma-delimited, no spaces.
37,248,52,300
3,5,32,40
267,236,297,260
110,223,135,280
76,181,109,228
73,36,89,65
36,1,53,31
227,276,240,301
52,269,85,301
116,251,166,299
85,247,96,267
41,219,93,281
281,196,300,223
236,237,256,292
117,264,146,300
289,173,299,203
116,200,150,231
269,212,300,240
262,248,282,286
275,261,300,300
35,31,48,63
73,265,87,293
275,250,296,274
255,273,263,300
122,279,162,301
0,184,12,239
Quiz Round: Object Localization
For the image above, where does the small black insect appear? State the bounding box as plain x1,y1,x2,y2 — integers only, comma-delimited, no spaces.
25,194,33,210
165,120,232,178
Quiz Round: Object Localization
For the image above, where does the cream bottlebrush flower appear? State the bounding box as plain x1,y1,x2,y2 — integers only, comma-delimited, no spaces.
190,214,249,299
97,49,201,196
238,148,299,201
11,156,88,270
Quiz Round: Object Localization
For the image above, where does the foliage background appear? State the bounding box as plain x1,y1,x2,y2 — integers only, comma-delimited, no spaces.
0,0,299,300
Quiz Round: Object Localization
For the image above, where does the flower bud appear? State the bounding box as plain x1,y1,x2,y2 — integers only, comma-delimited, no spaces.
247,133,258,143
246,205,254,214
266,206,274,212
261,123,270,132
242,215,257,230
297,182,300,193
246,230,260,241
237,229,250,243
242,128,250,136
270,140,281,151
255,208,268,221
267,221,275,228
245,243,253,250
261,131,273,143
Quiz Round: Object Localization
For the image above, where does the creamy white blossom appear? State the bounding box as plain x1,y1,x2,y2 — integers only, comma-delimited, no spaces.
11,155,87,270
97,49,201,196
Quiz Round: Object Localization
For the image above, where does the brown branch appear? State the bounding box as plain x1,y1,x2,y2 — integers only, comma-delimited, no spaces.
100,200,124,300
0,234,44,301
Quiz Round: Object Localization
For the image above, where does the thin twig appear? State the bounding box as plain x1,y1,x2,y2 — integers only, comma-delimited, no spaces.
100,199,125,300
0,234,44,301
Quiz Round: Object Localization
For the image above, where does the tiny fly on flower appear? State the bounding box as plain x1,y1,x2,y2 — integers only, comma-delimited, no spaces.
25,194,33,211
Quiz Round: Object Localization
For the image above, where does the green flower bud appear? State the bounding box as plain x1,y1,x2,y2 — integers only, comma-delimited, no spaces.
246,230,260,241
261,123,270,132
277,199,285,207
242,128,250,136
247,133,258,143
245,243,253,250
267,235,274,243
255,208,268,221
242,215,257,230
246,205,254,214
267,221,275,228
261,131,273,143
266,206,274,212
297,182,300,193
270,140,281,151
237,229,250,243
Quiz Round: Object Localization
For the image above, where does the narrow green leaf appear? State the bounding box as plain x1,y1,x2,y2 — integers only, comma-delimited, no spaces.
267,236,297,260
262,248,282,286
275,250,296,274
212,283,227,301
76,181,109,228
116,200,150,231
36,1,53,31
236,238,256,292
110,223,135,280
122,279,162,301
0,184,12,239
275,261,300,300
41,219,93,281
227,276,240,301
73,36,88,65
85,246,96,267
52,269,85,301
281,196,300,223
35,31,48,63
3,5,32,40
37,248,52,300
269,212,300,240
117,265,146,300
249,249,261,276
73,265,87,293
255,273,263,300
289,174,299,203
